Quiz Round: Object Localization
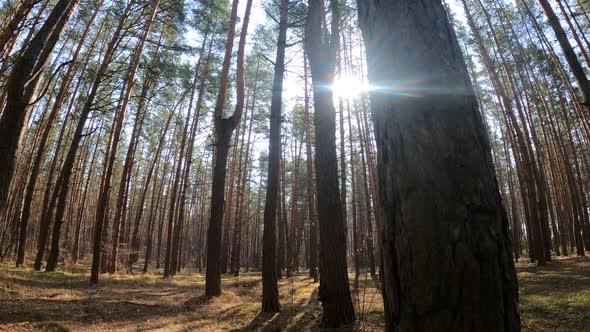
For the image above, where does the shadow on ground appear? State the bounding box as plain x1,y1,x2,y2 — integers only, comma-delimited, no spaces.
2,256,588,331
517,256,590,332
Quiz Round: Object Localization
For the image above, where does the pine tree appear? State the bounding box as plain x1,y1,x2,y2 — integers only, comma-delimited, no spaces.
358,0,520,330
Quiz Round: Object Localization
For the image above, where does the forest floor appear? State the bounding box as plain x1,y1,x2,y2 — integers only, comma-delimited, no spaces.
518,256,590,331
0,256,588,331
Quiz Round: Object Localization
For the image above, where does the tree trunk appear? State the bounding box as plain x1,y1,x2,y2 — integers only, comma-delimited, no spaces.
356,108,376,277
0,0,34,53
261,0,288,313
303,56,318,282
288,142,302,277
15,0,102,267
347,102,360,287
358,1,520,330
130,79,178,269
0,0,78,206
305,0,355,327
205,0,252,297
277,149,285,279
86,2,135,281
221,128,240,275
537,0,590,115
109,0,160,274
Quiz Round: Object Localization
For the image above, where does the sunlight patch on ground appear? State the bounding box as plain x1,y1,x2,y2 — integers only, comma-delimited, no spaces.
517,257,590,331
2,257,590,331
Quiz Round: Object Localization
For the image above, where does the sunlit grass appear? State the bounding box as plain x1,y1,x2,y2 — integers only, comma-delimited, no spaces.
1,256,589,331
517,256,590,331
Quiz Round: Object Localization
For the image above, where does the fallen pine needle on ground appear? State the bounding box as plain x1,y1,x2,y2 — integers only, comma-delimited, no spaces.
0,256,588,331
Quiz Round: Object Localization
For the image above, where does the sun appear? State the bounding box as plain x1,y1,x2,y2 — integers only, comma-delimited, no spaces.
331,75,369,100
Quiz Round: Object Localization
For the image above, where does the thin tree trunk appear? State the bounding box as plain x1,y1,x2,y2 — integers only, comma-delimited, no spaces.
15,1,102,267
537,0,590,115
303,56,318,282
346,102,360,287
86,2,135,281
287,142,303,278
261,0,287,313
0,0,78,206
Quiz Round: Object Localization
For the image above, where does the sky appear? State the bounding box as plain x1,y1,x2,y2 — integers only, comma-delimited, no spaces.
183,0,473,173
186,0,469,104
243,0,469,104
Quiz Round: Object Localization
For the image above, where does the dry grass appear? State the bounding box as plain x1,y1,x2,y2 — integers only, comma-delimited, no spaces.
0,262,380,331
0,256,588,331
517,256,590,332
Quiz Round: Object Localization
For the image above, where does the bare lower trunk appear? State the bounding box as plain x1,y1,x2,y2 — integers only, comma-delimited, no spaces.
305,0,355,327
205,0,251,296
261,0,288,312
358,1,520,330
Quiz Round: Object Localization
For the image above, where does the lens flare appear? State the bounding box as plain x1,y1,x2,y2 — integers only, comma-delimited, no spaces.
331,76,369,100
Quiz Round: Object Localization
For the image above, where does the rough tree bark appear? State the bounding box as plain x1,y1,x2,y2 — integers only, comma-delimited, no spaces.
304,0,355,327
205,0,252,297
303,56,318,282
347,102,360,287
261,0,288,313
357,1,520,331
0,0,78,206
287,142,302,277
